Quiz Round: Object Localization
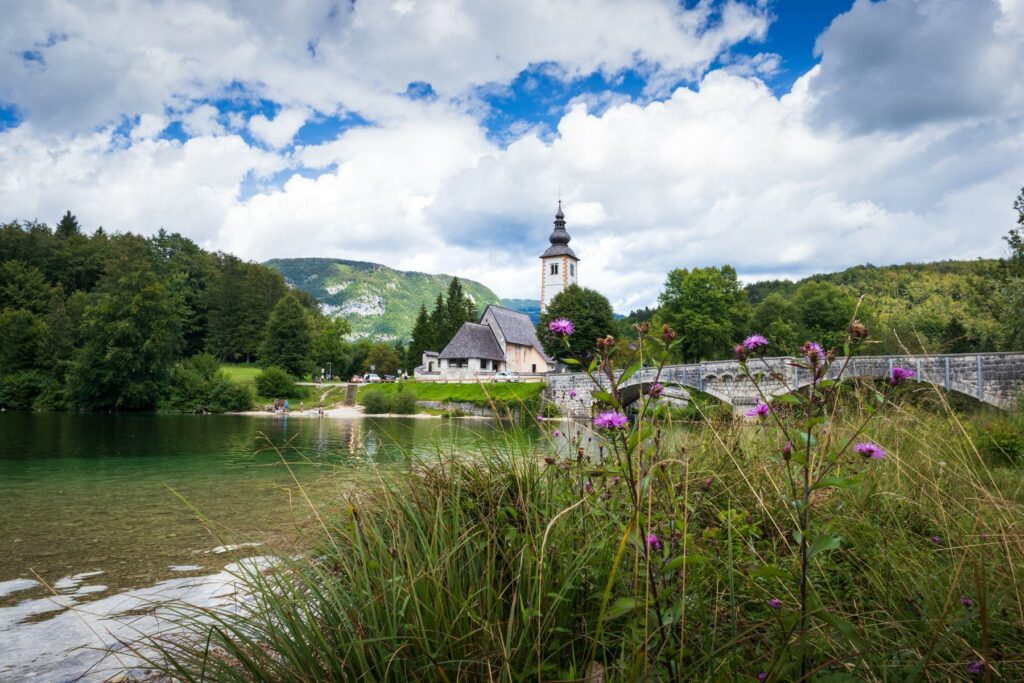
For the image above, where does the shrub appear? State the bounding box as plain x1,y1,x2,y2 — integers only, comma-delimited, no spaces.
390,390,418,415
971,413,1024,465
360,388,391,414
0,370,53,410
161,357,256,412
255,366,301,399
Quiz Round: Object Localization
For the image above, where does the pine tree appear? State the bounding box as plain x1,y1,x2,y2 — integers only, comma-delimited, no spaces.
55,210,81,238
428,292,446,350
259,295,313,377
407,304,432,370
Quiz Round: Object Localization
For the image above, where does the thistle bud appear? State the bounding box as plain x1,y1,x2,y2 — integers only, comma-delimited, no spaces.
661,324,677,343
848,319,869,340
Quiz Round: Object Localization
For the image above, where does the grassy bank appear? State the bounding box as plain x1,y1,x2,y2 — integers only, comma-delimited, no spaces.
357,379,546,415
145,398,1024,680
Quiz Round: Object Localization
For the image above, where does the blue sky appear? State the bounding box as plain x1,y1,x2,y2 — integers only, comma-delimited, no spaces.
0,0,1021,310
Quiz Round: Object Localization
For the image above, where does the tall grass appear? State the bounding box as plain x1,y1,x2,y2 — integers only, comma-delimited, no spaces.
143,325,1024,681
141,405,1024,681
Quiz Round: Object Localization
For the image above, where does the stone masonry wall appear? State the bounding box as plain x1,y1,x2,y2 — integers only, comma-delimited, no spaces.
546,353,1024,416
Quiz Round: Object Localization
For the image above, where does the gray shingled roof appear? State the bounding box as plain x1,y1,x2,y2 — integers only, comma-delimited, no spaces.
541,243,578,258
484,305,554,363
439,323,504,361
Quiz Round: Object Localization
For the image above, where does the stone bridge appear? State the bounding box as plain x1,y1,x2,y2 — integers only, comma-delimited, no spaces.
546,353,1024,416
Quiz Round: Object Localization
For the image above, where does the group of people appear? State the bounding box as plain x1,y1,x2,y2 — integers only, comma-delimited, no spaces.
267,398,326,416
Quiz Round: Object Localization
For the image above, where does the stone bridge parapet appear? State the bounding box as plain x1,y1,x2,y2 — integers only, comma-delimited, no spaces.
545,353,1024,417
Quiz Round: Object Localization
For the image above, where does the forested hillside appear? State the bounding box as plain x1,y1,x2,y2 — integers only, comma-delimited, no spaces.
266,258,501,341
0,214,334,410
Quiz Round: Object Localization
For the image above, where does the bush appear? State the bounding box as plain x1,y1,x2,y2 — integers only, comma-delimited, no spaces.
255,366,301,399
390,390,418,415
161,357,256,413
540,400,561,418
360,388,391,414
0,370,53,410
971,413,1024,465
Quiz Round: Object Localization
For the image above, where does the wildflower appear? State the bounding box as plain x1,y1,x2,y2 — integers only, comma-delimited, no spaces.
743,334,769,352
584,480,595,494
757,673,768,683
636,321,651,335
930,535,942,545
961,595,974,608
552,430,561,438
648,383,664,399
782,441,793,460
536,414,545,422
890,366,916,385
596,335,615,349
611,476,621,485
548,318,574,336
746,402,770,418
966,660,984,675
854,442,885,460
593,411,628,429
767,598,781,610
646,533,662,552
568,390,578,399
801,341,825,363
543,456,556,466
702,476,713,491
734,344,748,361
848,319,869,339
661,324,677,343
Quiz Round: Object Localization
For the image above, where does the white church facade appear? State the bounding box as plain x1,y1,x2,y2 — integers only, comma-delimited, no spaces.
416,203,576,380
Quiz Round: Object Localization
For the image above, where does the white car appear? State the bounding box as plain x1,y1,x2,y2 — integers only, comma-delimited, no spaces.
493,371,520,383
364,373,382,383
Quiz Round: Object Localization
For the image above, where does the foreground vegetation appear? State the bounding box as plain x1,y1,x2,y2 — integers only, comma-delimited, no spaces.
146,322,1024,681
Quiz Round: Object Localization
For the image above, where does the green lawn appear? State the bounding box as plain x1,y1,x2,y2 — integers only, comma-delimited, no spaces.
357,380,545,406
220,364,262,384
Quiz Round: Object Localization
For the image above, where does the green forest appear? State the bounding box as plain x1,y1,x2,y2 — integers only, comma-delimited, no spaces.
0,213,368,411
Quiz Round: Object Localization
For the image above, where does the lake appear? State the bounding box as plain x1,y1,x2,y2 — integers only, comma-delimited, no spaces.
0,412,528,681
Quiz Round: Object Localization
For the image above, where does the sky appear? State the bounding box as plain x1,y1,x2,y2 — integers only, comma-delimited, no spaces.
1,0,1022,312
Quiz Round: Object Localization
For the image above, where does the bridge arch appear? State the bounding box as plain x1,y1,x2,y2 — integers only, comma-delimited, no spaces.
617,380,734,408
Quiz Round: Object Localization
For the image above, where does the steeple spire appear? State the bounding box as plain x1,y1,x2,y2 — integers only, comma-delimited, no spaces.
549,201,569,245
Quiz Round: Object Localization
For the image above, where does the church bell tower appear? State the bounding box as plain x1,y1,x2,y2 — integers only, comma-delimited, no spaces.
540,201,579,312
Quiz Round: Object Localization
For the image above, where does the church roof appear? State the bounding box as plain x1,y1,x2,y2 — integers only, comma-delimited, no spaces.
439,323,505,361
540,200,578,260
483,305,554,363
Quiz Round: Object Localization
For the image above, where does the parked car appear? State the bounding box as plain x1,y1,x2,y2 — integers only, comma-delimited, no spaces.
364,373,382,383
493,371,520,382
349,375,364,384
383,375,398,383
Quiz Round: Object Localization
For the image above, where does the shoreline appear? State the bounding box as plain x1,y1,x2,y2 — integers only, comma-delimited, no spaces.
232,405,490,420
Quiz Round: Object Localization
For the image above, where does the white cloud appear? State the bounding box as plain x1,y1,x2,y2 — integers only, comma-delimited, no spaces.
248,108,309,148
0,0,1021,315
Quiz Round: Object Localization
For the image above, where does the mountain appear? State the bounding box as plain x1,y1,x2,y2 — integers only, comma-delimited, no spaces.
266,258,502,341
500,298,541,324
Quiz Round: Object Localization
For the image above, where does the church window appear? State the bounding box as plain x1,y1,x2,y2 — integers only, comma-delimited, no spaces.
550,263,558,275
570,263,575,276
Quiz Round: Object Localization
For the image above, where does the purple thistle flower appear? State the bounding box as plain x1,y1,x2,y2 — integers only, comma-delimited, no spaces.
648,383,664,398
568,390,578,399
782,441,793,458
646,533,662,552
584,480,595,494
734,344,748,361
548,318,575,336
768,598,781,610
854,442,885,460
611,476,621,485
593,411,628,429
552,430,561,438
961,595,974,608
930,535,942,545
801,341,825,363
743,334,769,351
746,402,770,418
890,366,916,385
536,414,545,422
757,673,768,683
966,660,984,675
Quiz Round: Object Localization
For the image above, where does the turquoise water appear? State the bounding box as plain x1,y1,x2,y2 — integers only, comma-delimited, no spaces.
0,413,517,605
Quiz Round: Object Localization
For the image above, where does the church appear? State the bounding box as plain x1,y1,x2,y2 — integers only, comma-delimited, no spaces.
415,203,579,380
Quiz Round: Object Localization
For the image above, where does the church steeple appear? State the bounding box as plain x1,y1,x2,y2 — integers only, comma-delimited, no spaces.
540,201,579,312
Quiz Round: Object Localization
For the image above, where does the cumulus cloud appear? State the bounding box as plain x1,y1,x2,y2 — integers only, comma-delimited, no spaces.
807,0,1024,132
0,0,1021,313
